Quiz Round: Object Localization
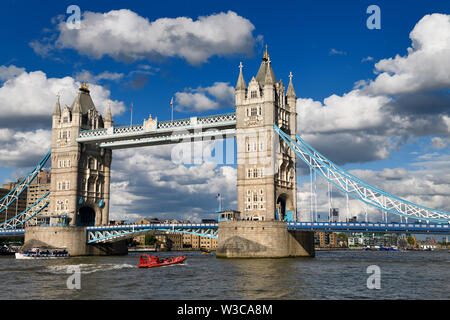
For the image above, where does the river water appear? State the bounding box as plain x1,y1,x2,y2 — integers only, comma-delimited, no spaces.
0,250,448,300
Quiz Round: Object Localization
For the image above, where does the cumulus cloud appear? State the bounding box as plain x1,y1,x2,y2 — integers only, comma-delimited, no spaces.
175,82,234,112
74,70,124,83
0,65,25,81
33,9,259,65
297,13,450,165
109,145,236,221
0,65,126,170
431,137,447,149
297,153,450,222
0,66,126,129
0,129,51,168
366,14,450,96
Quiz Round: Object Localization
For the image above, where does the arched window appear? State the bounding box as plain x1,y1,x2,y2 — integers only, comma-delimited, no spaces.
89,158,95,170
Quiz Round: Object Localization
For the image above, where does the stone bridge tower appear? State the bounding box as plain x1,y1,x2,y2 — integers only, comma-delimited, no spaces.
49,82,112,226
235,47,298,222
217,48,314,258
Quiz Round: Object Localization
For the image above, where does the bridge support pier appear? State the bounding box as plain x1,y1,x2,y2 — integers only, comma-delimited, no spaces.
216,221,315,258
24,226,127,256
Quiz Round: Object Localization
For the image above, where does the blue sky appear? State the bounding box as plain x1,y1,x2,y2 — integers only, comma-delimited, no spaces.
0,0,449,224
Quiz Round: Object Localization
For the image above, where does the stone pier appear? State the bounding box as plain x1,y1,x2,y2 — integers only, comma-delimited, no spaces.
216,221,315,258
24,226,127,256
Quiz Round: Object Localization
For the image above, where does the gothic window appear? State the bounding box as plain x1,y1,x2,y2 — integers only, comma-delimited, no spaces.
253,194,258,202
253,169,258,178
63,117,69,123
258,107,262,115
247,169,251,178
260,189,263,195
251,91,257,98
251,107,257,116
89,158,95,170
62,131,68,139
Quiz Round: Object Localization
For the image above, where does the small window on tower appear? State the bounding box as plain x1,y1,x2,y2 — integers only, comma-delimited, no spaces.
251,91,257,98
251,107,257,116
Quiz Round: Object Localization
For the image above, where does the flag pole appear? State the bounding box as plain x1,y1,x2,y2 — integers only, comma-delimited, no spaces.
170,97,174,122
130,103,133,126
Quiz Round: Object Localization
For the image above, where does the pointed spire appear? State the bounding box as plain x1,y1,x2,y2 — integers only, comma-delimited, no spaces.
52,94,61,116
287,71,296,98
264,59,276,86
236,62,247,90
105,102,113,122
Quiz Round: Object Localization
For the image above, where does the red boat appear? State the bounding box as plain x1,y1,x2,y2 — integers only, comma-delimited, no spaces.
136,254,187,268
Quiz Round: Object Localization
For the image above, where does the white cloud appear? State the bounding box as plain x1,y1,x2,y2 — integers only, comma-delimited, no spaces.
0,129,51,168
297,153,450,223
35,9,258,65
175,82,234,112
74,70,124,83
0,65,25,81
367,14,450,95
361,56,374,63
0,65,126,169
108,145,236,221
329,48,346,55
0,66,126,129
296,13,450,165
431,137,447,149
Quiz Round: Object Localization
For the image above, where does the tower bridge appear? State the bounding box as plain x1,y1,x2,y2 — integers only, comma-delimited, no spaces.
1,48,449,257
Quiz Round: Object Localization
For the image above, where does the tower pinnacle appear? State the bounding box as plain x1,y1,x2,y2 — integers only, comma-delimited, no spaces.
287,71,296,98
53,94,61,116
236,61,247,90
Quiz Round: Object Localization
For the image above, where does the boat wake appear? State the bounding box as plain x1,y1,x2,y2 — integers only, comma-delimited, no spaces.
46,263,135,274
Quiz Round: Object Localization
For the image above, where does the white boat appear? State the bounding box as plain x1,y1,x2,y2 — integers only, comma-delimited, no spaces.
15,247,70,259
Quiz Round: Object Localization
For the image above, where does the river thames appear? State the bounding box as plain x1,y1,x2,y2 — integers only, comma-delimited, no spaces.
0,250,448,300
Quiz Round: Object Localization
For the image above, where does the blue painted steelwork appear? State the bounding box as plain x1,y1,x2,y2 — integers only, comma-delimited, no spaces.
274,124,450,223
3,221,449,239
0,151,51,216
86,223,219,243
0,192,50,229
287,221,450,234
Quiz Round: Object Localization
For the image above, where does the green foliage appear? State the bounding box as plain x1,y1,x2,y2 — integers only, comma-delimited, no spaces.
144,233,157,246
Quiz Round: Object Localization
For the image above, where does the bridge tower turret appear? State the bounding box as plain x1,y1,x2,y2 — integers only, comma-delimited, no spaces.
235,47,297,222
49,82,112,226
